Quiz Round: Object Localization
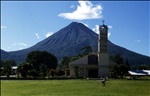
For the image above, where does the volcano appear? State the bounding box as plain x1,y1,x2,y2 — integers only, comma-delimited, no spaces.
1,22,150,66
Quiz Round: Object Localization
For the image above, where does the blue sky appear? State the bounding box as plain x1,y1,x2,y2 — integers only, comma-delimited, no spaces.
1,1,149,56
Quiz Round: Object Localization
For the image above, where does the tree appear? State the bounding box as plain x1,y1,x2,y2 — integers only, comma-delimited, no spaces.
1,60,17,77
57,56,71,76
39,64,47,79
50,69,56,78
125,58,130,72
59,56,71,68
17,62,35,78
0,60,4,76
3,63,12,78
56,68,65,76
110,65,118,78
26,51,57,77
4,60,17,66
80,46,92,56
113,54,123,65
110,54,128,78
125,58,130,68
137,65,148,70
0,60,4,68
70,56,80,61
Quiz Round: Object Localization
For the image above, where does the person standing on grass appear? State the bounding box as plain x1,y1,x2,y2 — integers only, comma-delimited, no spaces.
101,76,106,87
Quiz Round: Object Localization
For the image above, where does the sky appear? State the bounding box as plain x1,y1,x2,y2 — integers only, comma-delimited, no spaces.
1,1,150,57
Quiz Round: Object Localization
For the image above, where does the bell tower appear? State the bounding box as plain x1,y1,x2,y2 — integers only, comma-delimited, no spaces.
98,20,109,77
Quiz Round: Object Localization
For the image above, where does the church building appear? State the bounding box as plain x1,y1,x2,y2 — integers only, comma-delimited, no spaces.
69,21,116,78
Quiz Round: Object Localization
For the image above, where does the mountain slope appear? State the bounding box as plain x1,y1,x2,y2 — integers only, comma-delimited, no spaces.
32,22,98,59
1,49,10,60
1,22,150,65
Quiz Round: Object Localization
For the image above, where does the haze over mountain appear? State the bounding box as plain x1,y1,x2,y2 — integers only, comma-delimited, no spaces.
1,22,150,66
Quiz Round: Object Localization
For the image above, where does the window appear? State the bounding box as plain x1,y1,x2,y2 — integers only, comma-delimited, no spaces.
88,54,98,65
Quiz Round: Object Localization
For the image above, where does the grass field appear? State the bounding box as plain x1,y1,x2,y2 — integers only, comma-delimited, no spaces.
1,79,149,96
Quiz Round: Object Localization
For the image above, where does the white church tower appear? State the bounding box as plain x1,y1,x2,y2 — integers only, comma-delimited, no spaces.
98,20,109,77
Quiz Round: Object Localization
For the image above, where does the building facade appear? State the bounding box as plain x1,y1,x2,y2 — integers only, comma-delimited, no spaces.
69,21,113,78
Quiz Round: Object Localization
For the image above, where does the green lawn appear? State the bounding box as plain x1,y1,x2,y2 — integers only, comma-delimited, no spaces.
1,79,149,96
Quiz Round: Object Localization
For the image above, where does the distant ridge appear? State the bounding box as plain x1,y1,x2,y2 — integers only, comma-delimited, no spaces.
1,22,150,66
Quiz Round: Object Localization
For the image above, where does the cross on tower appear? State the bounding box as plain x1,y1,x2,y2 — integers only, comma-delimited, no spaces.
102,20,105,25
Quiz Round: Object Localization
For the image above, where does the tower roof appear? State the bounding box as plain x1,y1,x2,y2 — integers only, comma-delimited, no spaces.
100,20,108,30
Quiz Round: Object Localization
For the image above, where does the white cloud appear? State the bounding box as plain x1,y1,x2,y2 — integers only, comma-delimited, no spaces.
92,25,99,34
46,32,53,38
1,26,7,29
19,47,23,50
12,42,27,50
80,22,89,27
58,1,103,20
108,25,112,29
13,42,27,47
108,32,111,38
18,43,27,47
35,33,40,39
70,5,75,9
13,42,18,46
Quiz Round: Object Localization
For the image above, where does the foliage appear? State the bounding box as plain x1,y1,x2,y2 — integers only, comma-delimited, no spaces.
39,64,47,79
111,54,123,64
56,69,65,76
0,60,4,68
46,69,56,78
134,64,149,70
17,62,36,78
59,56,71,68
3,63,12,78
80,46,93,56
15,51,58,78
0,60,16,68
125,58,130,70
56,56,70,76
4,60,17,66
57,56,80,76
50,69,56,77
110,54,130,78
1,60,17,76
26,51,57,76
